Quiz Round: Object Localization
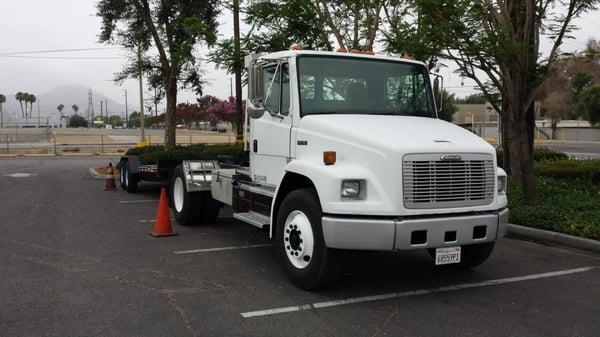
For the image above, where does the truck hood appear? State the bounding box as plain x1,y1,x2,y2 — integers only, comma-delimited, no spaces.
298,114,494,155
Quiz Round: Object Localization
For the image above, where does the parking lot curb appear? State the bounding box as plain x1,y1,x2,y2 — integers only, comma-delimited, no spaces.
507,224,600,254
89,167,120,180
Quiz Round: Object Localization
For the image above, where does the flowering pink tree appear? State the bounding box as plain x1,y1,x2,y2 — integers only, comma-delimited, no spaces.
206,96,237,125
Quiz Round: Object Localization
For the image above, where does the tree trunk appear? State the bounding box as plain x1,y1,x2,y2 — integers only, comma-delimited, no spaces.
501,101,510,172
505,107,537,203
164,74,177,150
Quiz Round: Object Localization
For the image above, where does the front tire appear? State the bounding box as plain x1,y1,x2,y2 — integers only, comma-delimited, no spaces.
170,165,221,226
276,188,341,290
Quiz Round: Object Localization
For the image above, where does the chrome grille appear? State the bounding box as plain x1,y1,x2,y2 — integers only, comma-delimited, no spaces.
403,154,495,209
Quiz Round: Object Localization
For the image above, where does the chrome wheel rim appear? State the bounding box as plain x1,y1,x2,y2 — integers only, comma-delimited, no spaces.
174,177,184,212
283,210,314,269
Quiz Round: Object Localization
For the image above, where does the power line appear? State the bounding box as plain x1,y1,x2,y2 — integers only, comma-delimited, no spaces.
0,55,123,60
0,47,121,56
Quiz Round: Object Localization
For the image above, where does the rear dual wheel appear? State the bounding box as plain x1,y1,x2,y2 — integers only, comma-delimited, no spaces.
170,165,221,226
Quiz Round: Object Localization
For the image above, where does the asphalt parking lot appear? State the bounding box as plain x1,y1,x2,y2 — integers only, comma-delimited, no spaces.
1,157,599,337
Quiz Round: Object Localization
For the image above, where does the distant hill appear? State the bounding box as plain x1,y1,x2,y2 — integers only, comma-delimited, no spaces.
2,85,126,125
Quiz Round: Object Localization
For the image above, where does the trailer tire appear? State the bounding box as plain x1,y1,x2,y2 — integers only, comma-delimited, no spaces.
170,165,221,226
120,163,127,190
124,162,138,193
428,242,495,269
276,188,341,290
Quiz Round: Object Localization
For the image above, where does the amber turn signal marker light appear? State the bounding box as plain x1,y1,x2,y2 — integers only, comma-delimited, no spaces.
323,151,336,165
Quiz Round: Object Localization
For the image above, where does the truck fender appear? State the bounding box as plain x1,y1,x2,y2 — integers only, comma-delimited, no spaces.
269,159,377,238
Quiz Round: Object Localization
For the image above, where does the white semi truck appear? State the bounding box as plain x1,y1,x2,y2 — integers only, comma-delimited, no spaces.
165,49,508,290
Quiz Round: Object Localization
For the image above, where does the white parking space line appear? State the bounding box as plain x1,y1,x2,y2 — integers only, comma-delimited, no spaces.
139,215,230,223
174,243,273,255
139,218,175,223
120,199,159,204
240,266,596,318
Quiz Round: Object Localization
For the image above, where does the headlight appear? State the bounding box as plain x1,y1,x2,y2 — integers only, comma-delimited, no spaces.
341,180,361,198
497,175,507,194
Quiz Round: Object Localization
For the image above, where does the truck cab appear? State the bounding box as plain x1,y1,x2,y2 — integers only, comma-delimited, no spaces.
170,49,508,290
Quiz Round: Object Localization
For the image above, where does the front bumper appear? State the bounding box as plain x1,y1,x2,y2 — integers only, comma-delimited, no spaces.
321,208,509,251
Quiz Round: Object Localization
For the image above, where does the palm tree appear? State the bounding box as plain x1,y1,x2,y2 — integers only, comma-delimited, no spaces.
72,104,79,115
57,104,65,117
0,94,6,127
28,94,37,118
15,92,25,118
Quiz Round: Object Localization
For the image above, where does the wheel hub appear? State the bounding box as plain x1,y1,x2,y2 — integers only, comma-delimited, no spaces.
283,210,314,269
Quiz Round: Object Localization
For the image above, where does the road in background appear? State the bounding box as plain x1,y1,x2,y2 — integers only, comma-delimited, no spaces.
0,128,235,155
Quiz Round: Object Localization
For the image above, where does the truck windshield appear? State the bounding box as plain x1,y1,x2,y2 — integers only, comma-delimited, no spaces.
297,56,436,118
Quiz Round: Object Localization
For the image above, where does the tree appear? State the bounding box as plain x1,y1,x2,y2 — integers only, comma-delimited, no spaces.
15,92,25,118
313,0,385,51
97,0,220,149
57,104,65,116
580,84,600,126
456,93,488,104
68,115,89,128
386,0,600,202
208,0,332,92
27,94,36,118
541,92,570,139
438,89,458,122
108,115,123,126
0,94,5,127
205,96,236,127
72,104,80,115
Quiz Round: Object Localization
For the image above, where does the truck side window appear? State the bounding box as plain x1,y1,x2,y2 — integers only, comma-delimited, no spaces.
263,65,281,113
280,63,290,115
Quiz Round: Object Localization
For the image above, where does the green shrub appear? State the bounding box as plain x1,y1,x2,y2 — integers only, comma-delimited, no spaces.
535,160,600,183
508,176,600,240
496,147,568,164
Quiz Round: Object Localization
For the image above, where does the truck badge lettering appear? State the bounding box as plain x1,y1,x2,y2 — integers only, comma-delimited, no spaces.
440,154,462,161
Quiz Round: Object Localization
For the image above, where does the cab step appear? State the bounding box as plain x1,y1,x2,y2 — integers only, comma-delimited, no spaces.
233,211,270,229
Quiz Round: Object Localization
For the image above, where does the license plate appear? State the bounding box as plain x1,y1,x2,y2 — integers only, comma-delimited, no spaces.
435,247,461,265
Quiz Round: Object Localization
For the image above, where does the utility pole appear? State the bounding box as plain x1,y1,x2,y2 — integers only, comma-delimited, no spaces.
154,88,158,118
233,0,243,137
138,45,145,142
37,99,40,127
105,99,108,125
100,100,104,125
88,87,95,128
230,77,233,97
124,89,128,128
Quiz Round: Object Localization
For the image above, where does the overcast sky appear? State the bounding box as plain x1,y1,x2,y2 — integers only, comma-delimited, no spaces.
0,0,598,114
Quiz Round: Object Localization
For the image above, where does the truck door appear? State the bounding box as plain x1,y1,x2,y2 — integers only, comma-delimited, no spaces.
250,62,292,187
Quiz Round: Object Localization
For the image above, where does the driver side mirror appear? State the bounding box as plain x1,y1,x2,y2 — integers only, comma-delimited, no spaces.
248,63,265,119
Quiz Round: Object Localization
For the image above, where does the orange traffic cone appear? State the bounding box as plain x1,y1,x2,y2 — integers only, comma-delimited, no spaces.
103,163,118,190
150,188,177,237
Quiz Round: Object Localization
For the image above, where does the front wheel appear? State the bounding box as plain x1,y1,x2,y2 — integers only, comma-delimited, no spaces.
276,188,341,290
